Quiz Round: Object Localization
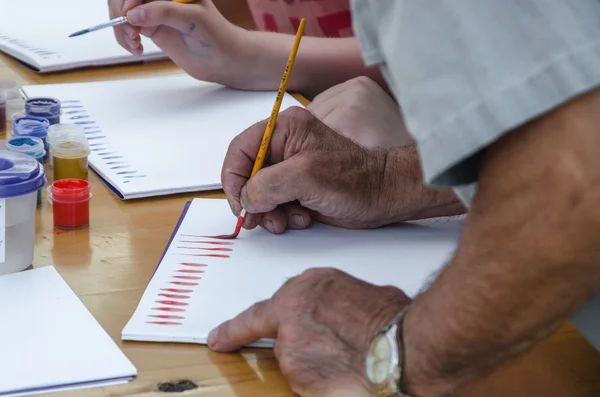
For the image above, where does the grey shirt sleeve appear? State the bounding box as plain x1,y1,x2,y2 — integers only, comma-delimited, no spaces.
353,0,600,200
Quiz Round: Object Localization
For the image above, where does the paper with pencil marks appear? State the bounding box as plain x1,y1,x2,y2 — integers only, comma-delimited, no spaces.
122,198,465,347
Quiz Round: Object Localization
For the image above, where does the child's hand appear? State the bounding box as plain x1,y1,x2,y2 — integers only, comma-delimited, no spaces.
109,0,253,89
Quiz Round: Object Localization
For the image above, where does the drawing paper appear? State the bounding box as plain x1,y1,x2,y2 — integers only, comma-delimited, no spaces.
0,0,165,72
22,74,302,199
0,266,136,396
122,198,464,348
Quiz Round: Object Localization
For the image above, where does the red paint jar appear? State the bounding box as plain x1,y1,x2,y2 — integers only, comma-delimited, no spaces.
47,178,92,229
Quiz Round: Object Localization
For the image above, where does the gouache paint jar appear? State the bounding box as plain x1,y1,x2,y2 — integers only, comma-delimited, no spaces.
6,137,46,208
0,150,47,275
12,116,50,162
47,124,86,168
51,134,90,181
25,97,61,125
47,179,92,230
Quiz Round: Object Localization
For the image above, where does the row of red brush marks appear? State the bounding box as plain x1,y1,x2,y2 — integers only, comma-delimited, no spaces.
146,235,234,325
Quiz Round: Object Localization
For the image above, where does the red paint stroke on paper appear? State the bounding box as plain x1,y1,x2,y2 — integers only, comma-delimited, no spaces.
177,247,232,251
146,321,182,325
180,262,208,267
149,314,186,320
161,288,193,293
179,240,234,245
156,300,189,306
173,275,202,280
152,307,186,312
177,269,204,274
158,293,191,299
179,253,230,258
170,281,199,286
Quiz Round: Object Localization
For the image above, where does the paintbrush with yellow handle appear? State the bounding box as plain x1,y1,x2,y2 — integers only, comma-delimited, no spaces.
214,18,307,239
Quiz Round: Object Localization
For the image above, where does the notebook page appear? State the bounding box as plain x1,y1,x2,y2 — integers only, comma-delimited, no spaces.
0,266,136,396
122,198,463,347
22,75,302,199
0,0,164,72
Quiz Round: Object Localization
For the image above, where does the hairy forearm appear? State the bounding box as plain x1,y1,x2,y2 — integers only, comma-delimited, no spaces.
243,32,387,98
400,89,600,397
379,145,466,223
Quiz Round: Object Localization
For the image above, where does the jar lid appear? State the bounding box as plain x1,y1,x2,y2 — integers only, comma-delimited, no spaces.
52,135,90,155
47,123,86,143
47,178,92,204
0,150,47,198
25,97,61,114
6,137,46,159
13,116,50,137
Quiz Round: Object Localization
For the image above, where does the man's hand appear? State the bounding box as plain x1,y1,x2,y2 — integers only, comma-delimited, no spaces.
222,106,464,234
308,76,413,149
222,106,394,233
208,268,411,397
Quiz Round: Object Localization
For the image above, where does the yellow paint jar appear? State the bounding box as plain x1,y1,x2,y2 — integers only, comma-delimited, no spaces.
52,135,90,181
47,124,86,169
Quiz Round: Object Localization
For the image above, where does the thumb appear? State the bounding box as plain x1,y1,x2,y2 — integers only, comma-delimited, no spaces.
241,156,314,214
126,1,199,32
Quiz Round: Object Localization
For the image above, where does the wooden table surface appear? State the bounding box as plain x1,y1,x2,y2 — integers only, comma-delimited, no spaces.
2,50,600,397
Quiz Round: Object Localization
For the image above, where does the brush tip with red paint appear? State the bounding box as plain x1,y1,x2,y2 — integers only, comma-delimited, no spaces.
206,209,245,240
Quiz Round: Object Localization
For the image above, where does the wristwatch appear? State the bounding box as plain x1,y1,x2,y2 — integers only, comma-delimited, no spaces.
365,308,414,397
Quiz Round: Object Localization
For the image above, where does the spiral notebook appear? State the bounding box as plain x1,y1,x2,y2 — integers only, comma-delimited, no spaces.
0,266,137,396
0,0,165,72
121,198,464,347
21,75,302,199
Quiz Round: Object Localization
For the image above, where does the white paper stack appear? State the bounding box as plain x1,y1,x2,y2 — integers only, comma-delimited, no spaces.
0,266,137,396
0,0,165,72
122,198,464,348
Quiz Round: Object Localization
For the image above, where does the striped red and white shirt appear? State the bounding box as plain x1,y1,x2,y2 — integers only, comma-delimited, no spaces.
247,0,353,38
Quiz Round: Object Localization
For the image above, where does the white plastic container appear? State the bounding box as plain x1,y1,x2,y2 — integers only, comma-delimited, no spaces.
0,150,47,275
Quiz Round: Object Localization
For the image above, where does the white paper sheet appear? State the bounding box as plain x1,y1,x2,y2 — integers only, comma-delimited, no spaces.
0,266,137,396
122,198,464,347
0,0,165,72
21,75,302,199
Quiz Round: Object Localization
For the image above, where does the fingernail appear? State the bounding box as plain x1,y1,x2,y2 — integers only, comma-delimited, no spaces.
127,8,145,24
124,25,135,39
240,186,255,213
291,214,306,228
264,220,275,233
207,327,219,348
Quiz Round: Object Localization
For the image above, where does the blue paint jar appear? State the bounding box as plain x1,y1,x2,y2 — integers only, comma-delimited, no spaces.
12,116,50,162
6,137,46,208
25,97,61,125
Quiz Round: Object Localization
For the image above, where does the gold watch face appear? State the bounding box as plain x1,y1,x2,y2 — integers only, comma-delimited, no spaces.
366,333,393,385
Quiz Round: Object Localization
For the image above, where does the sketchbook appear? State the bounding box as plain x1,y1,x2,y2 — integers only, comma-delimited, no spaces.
21,74,302,199
0,266,137,397
122,198,465,348
0,0,166,72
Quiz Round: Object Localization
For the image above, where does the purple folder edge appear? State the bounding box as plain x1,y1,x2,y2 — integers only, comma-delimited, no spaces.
152,200,192,275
